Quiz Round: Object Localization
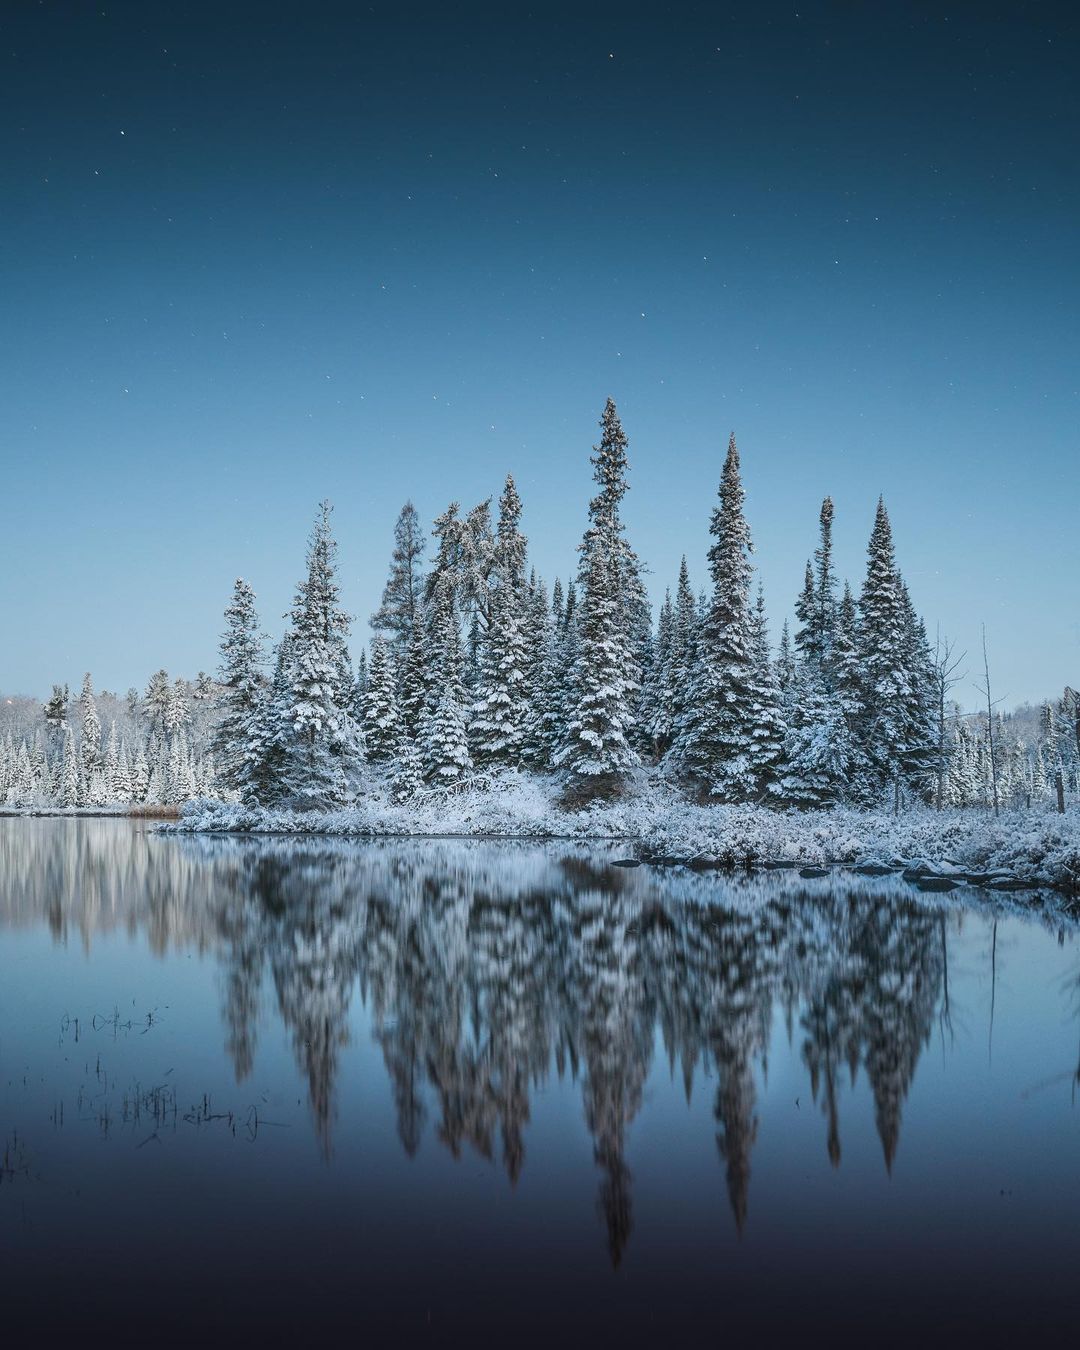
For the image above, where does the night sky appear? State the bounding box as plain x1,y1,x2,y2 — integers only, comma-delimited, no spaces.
2,1,1077,706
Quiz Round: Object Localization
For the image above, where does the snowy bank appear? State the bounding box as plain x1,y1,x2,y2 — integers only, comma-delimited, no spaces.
165,772,1080,894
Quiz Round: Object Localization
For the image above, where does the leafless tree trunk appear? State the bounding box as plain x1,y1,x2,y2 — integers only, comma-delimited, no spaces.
932,632,965,810
979,626,1000,817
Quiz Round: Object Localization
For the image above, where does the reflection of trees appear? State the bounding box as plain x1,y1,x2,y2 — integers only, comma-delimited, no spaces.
2,822,979,1258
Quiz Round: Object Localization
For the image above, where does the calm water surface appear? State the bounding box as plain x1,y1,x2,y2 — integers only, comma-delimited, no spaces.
1,819,1078,1343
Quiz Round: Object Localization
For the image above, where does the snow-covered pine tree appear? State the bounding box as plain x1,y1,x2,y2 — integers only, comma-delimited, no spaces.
370,501,426,648
776,621,796,701
640,587,674,757
746,583,786,797
215,578,272,803
143,669,171,737
419,576,473,783
793,561,816,663
59,724,79,807
353,648,368,710
855,499,912,804
132,744,150,803
364,634,402,761
79,673,101,804
391,736,424,803
672,434,758,800
470,569,530,765
470,476,532,766
112,740,133,802
779,668,855,808
669,556,698,733
277,501,361,809
43,683,69,754
895,584,937,804
554,540,637,791
812,496,837,663
104,721,121,801
521,579,560,768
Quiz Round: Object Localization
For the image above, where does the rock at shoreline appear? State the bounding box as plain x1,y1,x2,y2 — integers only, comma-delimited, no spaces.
853,860,896,876
916,875,961,892
799,866,830,879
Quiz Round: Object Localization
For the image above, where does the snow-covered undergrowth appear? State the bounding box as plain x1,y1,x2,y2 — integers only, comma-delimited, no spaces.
168,770,1080,892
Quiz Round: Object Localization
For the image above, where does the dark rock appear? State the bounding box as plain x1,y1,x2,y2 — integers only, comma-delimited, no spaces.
611,859,641,868
853,861,896,876
799,866,830,879
916,876,960,892
985,876,1033,891
763,860,804,870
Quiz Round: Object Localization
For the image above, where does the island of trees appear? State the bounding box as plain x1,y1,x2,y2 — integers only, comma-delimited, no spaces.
2,399,1077,818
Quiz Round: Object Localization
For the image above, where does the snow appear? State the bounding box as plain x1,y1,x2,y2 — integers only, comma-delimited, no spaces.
168,769,1080,894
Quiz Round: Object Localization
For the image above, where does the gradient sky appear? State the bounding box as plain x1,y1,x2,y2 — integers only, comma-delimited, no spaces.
2,1,1077,708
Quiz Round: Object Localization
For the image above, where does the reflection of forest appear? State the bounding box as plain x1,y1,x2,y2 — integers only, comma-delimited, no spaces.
2,822,955,1263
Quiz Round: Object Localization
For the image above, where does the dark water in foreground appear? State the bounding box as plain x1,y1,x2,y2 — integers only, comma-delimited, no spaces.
1,819,1078,1344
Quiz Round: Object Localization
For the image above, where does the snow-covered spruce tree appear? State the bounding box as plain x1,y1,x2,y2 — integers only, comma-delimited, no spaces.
370,501,426,648
353,649,368,708
793,561,816,664
103,721,121,801
391,735,424,803
746,584,786,797
79,673,101,804
470,569,531,764
584,401,650,707
776,621,796,702
779,667,855,807
671,434,759,800
43,683,69,754
398,615,430,739
895,584,937,804
521,578,559,768
143,669,171,738
494,473,527,587
419,576,473,783
812,496,837,663
277,501,361,809
470,475,532,766
854,499,932,806
554,540,638,793
363,634,402,761
669,556,698,733
640,587,674,756
215,578,272,803
59,724,79,807
555,401,645,795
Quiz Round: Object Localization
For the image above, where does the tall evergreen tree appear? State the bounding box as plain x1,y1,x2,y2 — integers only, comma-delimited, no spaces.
215,578,271,802
556,400,643,791
364,635,403,762
746,584,786,796
371,501,426,647
855,499,914,803
278,501,360,808
143,669,171,737
554,541,638,788
672,434,758,800
419,577,473,782
79,673,101,801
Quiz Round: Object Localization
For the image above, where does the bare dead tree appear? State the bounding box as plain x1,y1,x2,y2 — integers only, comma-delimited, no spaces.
976,626,1002,817
931,630,966,810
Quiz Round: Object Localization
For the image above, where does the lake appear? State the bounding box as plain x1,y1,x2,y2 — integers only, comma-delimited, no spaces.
1,818,1077,1342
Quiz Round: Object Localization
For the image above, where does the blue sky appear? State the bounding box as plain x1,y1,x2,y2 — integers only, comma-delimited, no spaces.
1,2,1076,706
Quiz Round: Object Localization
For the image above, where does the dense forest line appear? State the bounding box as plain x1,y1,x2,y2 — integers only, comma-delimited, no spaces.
3,400,1077,815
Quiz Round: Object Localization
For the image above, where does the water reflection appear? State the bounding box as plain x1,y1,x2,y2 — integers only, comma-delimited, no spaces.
0,820,1074,1270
